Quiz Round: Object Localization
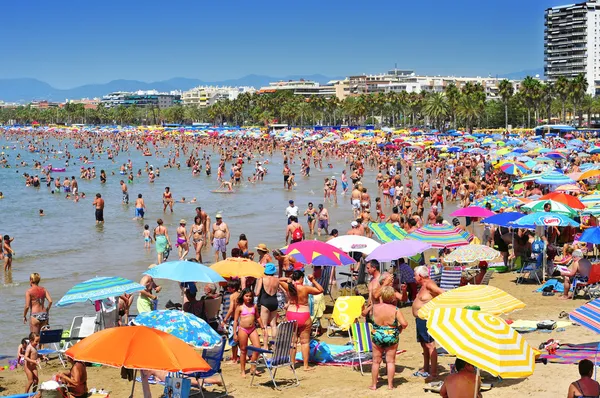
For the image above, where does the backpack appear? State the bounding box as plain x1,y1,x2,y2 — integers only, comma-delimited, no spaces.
532,238,544,254
292,226,303,241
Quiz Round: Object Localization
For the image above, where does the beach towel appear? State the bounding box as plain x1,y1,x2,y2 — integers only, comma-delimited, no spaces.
510,319,574,333
536,279,565,294
540,343,600,364
294,343,405,366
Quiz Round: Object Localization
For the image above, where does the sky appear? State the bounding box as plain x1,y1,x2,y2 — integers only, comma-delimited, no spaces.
0,0,573,88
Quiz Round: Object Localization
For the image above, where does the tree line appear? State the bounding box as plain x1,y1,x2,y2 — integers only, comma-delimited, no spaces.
0,74,596,130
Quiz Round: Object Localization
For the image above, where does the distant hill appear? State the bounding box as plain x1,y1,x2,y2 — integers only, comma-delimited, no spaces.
0,74,342,103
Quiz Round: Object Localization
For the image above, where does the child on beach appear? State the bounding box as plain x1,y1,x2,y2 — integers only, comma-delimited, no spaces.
4,234,15,271
143,225,152,248
233,288,265,377
24,332,40,393
221,279,241,364
237,234,254,260
17,338,27,367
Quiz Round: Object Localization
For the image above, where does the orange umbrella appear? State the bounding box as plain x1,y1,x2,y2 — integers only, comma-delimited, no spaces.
579,169,600,181
65,326,210,373
210,257,265,278
539,192,585,209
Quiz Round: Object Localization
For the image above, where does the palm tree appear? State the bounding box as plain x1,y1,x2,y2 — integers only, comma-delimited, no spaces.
444,83,460,129
554,76,570,124
519,76,539,128
457,95,481,132
541,83,554,124
570,73,589,127
497,79,514,129
423,92,449,129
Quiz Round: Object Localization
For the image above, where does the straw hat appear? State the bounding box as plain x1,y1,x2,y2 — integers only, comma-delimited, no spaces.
255,243,269,252
179,219,187,224
215,212,223,219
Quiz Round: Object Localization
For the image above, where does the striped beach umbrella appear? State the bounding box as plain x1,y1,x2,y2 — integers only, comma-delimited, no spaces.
442,244,500,263
56,276,145,307
407,224,472,248
569,299,600,334
499,161,530,175
539,192,585,209
554,184,583,194
473,196,521,211
427,308,536,378
512,211,579,227
521,199,578,217
368,222,408,243
418,285,526,319
281,240,355,266
581,194,600,208
535,172,575,185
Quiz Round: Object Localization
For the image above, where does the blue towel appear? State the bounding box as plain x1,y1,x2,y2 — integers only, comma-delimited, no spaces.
536,279,564,293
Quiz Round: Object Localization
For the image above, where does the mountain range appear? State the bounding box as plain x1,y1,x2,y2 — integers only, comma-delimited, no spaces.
0,69,544,103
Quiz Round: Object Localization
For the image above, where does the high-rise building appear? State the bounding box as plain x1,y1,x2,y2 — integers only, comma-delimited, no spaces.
544,0,600,95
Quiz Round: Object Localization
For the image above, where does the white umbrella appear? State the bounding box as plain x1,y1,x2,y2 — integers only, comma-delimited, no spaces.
327,235,380,255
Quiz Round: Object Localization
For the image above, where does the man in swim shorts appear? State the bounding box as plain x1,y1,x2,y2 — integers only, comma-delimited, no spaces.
121,180,129,204
134,194,145,219
93,193,104,224
351,184,362,218
211,213,230,262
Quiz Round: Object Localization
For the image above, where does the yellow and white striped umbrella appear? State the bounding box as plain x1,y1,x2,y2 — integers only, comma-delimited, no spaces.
418,285,525,319
427,308,536,378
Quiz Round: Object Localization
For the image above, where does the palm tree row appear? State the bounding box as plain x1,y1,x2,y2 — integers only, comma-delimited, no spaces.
0,74,595,130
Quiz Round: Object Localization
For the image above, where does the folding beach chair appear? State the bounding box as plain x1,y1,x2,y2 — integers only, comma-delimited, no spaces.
429,266,442,286
573,262,600,300
247,320,299,390
440,269,462,290
339,258,367,294
349,322,373,376
189,336,228,398
326,296,366,337
479,269,495,285
64,315,98,349
316,266,335,300
516,259,542,285
38,328,66,367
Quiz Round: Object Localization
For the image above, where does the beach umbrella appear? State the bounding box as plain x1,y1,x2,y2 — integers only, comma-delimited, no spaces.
132,310,221,348
535,172,575,185
482,212,525,227
56,276,144,307
327,235,381,255
579,227,600,245
473,196,521,212
418,285,526,319
144,260,225,283
554,184,583,194
408,224,472,248
210,257,265,278
512,212,579,227
570,298,600,334
521,199,577,217
368,222,408,243
500,162,530,175
281,240,354,266
365,239,432,262
66,326,210,397
427,308,535,379
580,169,600,181
545,151,566,159
450,206,495,218
582,194,600,208
442,244,500,264
539,192,585,209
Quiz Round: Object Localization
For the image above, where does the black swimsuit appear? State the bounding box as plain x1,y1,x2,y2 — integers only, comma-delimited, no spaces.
259,280,279,312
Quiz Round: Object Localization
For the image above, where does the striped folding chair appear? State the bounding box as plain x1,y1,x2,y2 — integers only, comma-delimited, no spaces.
349,322,373,376
440,269,462,290
479,269,495,285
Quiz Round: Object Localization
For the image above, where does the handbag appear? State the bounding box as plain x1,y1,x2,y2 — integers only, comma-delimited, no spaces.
163,375,191,398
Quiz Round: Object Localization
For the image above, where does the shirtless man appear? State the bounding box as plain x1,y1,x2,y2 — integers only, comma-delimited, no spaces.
70,176,78,195
351,185,362,218
93,193,104,224
134,194,146,219
363,260,382,318
282,161,291,189
439,358,481,398
211,213,230,262
346,220,362,236
317,204,329,237
427,205,439,225
412,265,444,380
195,207,210,237
120,180,129,204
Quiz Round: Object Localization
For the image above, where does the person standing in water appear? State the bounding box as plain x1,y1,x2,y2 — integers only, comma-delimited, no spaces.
211,213,230,262
23,273,52,334
92,193,104,224
176,219,189,260
153,219,171,264
163,186,174,213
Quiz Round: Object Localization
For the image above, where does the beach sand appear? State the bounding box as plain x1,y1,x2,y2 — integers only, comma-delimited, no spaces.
0,271,595,397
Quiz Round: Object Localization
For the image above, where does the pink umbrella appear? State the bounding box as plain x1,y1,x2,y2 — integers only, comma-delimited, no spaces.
450,206,495,218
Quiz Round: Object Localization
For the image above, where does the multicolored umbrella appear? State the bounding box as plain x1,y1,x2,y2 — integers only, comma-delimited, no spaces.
418,285,526,319
365,239,431,262
427,308,536,378
133,310,221,348
368,222,408,243
327,235,381,255
210,257,265,278
581,194,600,208
569,298,600,334
512,211,579,227
407,224,472,248
539,192,585,209
554,184,583,194
500,161,530,175
535,172,575,185
521,199,577,217
443,244,500,263
144,260,225,283
450,206,495,218
473,196,521,211
281,240,354,266
56,277,144,307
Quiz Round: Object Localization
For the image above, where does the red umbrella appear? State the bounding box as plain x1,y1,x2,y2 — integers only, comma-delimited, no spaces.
539,192,585,210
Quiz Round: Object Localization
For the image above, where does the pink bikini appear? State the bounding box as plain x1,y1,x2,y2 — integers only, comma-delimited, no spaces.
239,304,256,335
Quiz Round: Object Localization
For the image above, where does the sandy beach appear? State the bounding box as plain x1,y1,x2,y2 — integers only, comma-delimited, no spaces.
0,270,594,397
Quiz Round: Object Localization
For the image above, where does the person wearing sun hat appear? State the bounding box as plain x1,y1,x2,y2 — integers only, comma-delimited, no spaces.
255,243,273,265
176,219,189,260
211,212,230,262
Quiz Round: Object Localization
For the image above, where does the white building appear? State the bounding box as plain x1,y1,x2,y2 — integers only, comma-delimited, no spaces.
182,86,255,107
545,1,600,95
258,80,336,97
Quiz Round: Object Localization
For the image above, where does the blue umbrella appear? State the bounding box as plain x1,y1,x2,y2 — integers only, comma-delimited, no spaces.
144,261,225,283
579,227,600,244
56,277,144,307
133,310,221,348
535,172,575,185
511,212,579,228
482,212,524,227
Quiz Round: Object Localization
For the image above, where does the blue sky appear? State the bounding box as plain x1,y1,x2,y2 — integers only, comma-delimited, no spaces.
0,0,571,88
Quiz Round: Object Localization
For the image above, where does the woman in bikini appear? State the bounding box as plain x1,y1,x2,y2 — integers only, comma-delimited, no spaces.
233,288,265,378
189,216,205,263
24,273,53,334
162,186,174,213
370,286,408,390
279,270,323,371
254,263,280,349
175,219,189,260
303,202,317,235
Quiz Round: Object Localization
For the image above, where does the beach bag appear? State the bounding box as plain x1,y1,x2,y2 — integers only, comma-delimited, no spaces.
309,340,334,363
532,238,544,254
292,227,303,241
163,375,191,398
39,380,68,398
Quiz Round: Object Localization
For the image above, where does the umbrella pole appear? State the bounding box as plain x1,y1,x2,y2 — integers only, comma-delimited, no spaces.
130,369,137,398
474,367,480,398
